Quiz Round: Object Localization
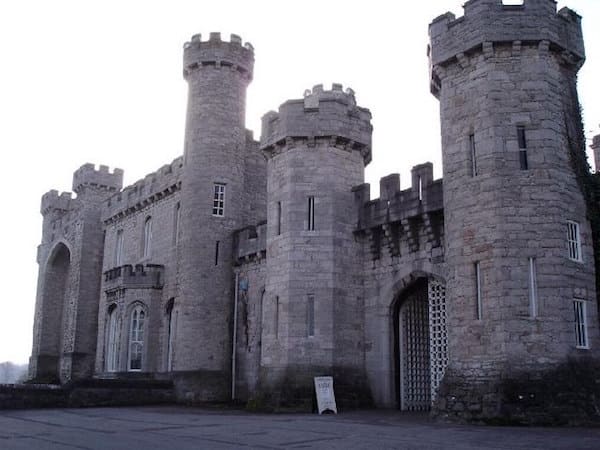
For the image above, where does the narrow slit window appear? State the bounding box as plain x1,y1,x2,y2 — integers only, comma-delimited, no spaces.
475,262,482,320
469,134,477,177
567,220,582,262
142,217,152,258
307,196,315,231
173,202,181,245
307,294,315,337
212,183,226,216
517,126,528,170
528,257,538,318
214,240,220,266
275,296,280,339
418,176,423,201
276,201,281,235
573,300,588,349
115,229,124,266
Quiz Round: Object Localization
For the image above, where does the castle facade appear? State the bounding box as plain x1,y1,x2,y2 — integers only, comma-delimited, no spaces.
29,0,600,420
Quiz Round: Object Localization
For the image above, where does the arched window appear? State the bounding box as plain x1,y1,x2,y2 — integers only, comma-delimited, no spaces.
105,304,119,372
115,230,124,266
142,217,152,258
128,305,146,371
166,299,176,371
173,203,181,245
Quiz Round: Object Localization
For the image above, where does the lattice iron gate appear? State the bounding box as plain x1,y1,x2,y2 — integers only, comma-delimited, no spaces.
428,280,448,403
398,278,448,411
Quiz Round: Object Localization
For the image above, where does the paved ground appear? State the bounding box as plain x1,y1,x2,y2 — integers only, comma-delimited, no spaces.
0,406,599,449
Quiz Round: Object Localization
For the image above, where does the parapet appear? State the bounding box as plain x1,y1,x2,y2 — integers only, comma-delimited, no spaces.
183,32,254,81
40,190,73,216
429,0,584,87
102,156,183,223
103,264,164,291
260,84,373,164
355,163,442,231
72,163,123,195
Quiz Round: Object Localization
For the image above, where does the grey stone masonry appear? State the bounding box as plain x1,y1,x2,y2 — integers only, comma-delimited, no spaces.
429,0,599,421
591,135,600,173
30,164,123,383
174,32,256,401
260,85,373,408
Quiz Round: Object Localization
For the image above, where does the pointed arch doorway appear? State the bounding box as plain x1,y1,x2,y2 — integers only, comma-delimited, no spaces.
392,276,447,411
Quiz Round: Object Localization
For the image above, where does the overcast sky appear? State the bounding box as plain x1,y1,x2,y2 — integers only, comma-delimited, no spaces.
0,0,598,364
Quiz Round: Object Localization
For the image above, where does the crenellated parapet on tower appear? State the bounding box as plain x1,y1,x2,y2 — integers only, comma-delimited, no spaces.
259,84,373,407
429,0,599,422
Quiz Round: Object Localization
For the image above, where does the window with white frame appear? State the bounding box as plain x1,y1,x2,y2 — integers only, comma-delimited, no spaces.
567,220,582,262
142,217,152,258
128,305,145,371
212,183,226,216
115,230,124,266
573,299,588,349
528,257,538,318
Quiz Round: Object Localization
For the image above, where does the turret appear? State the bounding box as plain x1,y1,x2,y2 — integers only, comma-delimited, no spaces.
259,85,373,407
72,163,123,195
429,0,599,421
174,33,254,399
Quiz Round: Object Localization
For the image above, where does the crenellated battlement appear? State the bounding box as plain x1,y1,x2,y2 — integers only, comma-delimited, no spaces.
72,163,123,195
355,163,443,231
429,0,584,95
102,156,183,224
103,264,165,291
260,84,373,163
233,222,267,265
40,190,73,216
354,163,443,258
183,32,254,81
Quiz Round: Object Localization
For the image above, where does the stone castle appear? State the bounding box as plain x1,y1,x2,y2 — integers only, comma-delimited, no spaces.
29,0,600,421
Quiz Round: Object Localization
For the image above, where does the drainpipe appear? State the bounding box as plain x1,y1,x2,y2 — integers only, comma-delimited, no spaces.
231,272,239,401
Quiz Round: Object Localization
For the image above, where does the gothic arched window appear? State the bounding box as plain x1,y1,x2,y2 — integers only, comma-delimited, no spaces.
142,217,152,258
105,304,119,372
128,305,146,371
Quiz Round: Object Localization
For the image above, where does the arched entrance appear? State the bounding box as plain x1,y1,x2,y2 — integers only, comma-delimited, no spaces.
392,276,447,411
38,242,71,382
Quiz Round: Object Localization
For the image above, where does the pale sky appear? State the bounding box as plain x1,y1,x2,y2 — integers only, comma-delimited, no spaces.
0,0,598,364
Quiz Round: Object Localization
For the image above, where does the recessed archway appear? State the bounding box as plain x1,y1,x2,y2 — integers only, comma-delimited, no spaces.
391,274,447,411
37,242,71,382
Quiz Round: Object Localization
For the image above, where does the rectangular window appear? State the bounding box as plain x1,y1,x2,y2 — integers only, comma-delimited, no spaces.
307,294,315,337
276,201,281,235
469,134,477,177
212,183,226,216
418,176,423,201
475,262,482,320
214,240,220,266
573,300,589,349
115,230,124,266
517,126,528,170
567,220,582,262
307,196,315,231
528,257,538,318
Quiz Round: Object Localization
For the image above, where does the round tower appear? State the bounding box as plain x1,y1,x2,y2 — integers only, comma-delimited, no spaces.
175,33,254,398
260,84,373,407
429,0,599,420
